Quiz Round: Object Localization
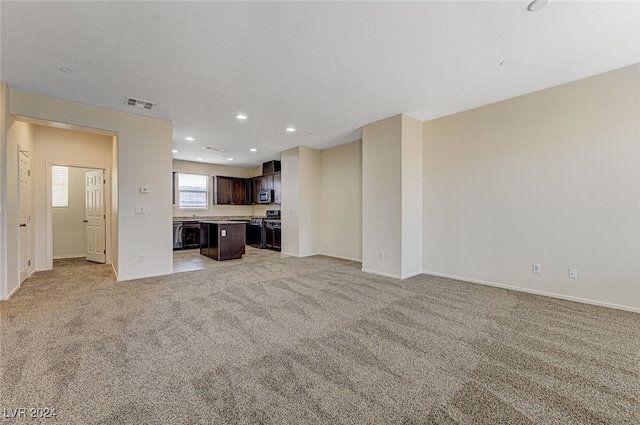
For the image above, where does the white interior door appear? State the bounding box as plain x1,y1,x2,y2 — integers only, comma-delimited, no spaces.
19,150,30,283
85,170,106,263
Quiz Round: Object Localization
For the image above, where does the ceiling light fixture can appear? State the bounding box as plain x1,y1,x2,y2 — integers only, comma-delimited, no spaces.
527,0,550,12
236,114,247,120
250,148,257,152
286,127,296,132
185,136,195,141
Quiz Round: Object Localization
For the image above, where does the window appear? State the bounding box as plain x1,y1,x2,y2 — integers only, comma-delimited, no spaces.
178,173,208,209
52,165,69,208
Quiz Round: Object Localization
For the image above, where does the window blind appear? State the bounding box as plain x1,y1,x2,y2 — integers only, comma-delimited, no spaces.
52,165,69,208
178,173,208,208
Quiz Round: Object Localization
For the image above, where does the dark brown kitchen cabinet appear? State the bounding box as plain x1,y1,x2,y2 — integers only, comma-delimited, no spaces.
262,160,281,175
199,221,246,261
249,172,281,204
273,172,281,204
233,178,248,205
214,176,249,205
251,177,261,204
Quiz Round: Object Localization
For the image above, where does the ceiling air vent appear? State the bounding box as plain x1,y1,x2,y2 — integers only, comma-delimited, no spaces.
124,96,156,110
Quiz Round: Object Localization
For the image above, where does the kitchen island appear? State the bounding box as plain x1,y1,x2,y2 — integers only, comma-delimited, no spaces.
199,221,246,261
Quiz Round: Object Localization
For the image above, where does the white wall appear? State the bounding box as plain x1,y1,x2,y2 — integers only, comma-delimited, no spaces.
3,119,34,299
401,115,423,278
299,147,321,257
52,166,96,259
281,147,300,256
280,146,322,257
172,159,261,218
0,82,7,299
423,64,640,311
10,89,173,282
319,140,362,261
32,125,113,269
362,115,403,277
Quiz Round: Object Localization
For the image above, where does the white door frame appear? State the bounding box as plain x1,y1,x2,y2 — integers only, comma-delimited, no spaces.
18,147,30,283
45,160,112,270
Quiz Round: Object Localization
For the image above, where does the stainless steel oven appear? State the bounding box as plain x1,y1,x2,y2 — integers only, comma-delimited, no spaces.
247,217,265,248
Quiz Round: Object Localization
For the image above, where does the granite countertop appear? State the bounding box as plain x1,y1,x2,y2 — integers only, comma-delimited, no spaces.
173,216,252,222
199,220,247,225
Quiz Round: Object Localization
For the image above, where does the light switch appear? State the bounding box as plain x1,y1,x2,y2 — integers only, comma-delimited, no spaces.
135,206,145,214
221,229,227,237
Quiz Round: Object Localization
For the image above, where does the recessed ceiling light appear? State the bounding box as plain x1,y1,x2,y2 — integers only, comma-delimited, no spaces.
250,148,257,152
236,114,247,120
60,67,73,73
227,158,234,161
286,127,296,132
185,136,195,141
527,0,550,12
196,158,203,161
172,150,178,153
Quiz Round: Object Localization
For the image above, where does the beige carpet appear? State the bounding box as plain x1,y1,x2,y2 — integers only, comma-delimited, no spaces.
1,255,638,424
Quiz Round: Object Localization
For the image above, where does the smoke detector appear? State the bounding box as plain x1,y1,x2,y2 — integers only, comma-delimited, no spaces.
124,96,156,110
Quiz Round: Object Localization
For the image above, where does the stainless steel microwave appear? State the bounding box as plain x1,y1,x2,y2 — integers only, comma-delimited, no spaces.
258,189,273,204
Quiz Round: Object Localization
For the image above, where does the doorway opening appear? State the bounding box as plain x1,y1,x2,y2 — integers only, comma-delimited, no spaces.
51,165,107,268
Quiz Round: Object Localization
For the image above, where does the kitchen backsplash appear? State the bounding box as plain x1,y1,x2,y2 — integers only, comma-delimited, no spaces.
173,203,279,220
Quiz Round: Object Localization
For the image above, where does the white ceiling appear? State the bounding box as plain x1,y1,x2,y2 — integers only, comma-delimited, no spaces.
2,1,639,167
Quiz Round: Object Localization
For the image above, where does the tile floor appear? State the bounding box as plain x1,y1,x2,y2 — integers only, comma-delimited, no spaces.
53,245,282,273
172,245,282,272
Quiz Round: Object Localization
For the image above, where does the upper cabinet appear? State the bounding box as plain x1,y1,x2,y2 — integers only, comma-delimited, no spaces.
214,176,249,205
213,160,282,206
263,160,281,175
273,172,281,204
249,161,281,204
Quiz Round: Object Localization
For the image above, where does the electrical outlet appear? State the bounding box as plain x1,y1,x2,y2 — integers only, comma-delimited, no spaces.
532,263,541,273
139,254,146,263
379,251,385,260
569,268,578,279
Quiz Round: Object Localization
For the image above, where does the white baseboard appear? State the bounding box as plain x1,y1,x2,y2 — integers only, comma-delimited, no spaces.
117,270,173,282
281,252,321,258
318,252,362,263
361,268,402,280
423,270,640,314
0,283,21,301
53,254,85,260
361,268,423,280
401,270,423,280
